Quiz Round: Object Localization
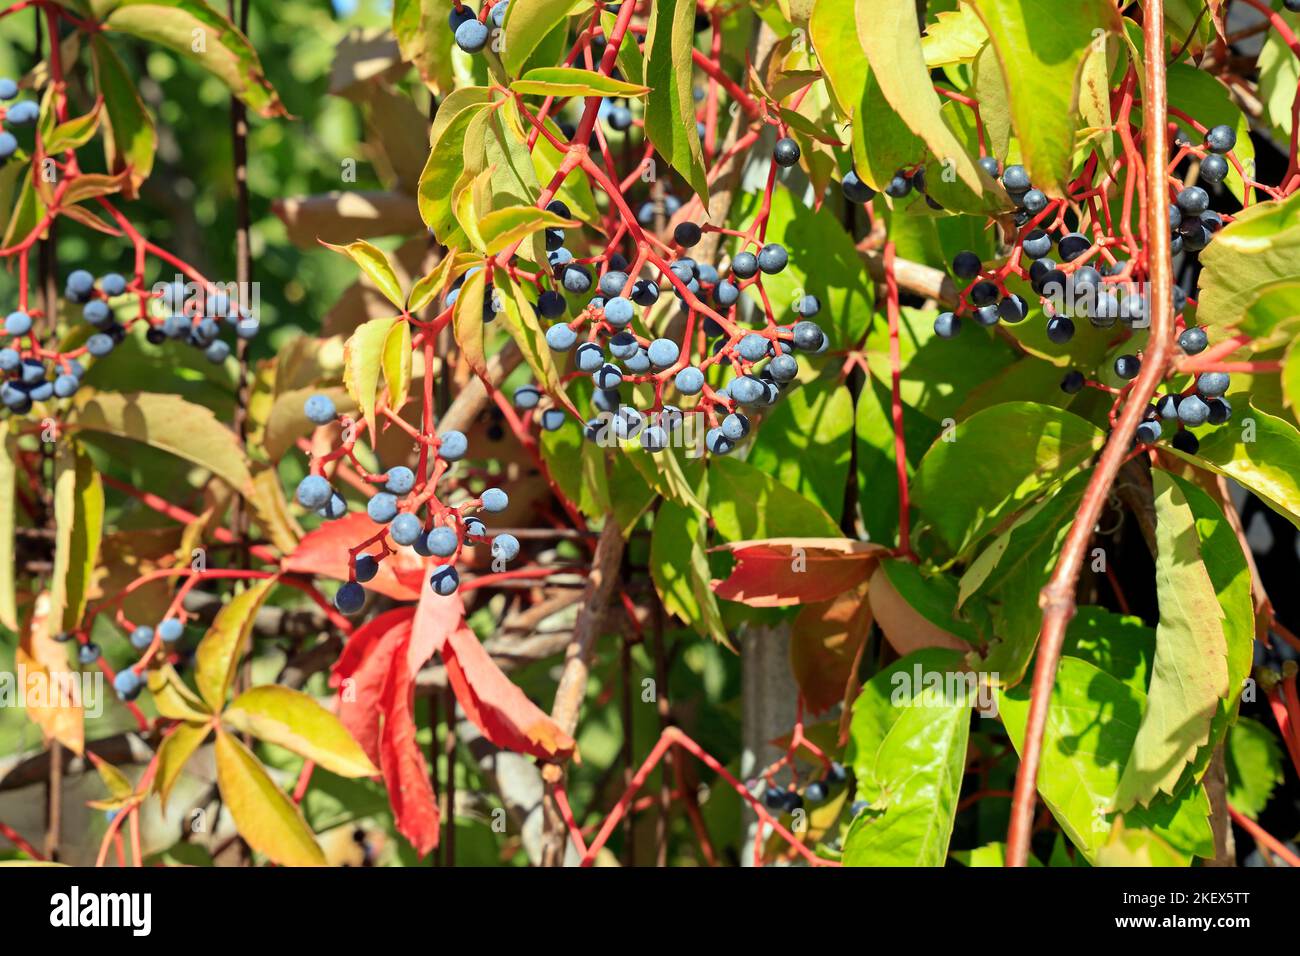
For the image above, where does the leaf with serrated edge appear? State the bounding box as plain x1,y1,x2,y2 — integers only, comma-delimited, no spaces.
68,391,254,498
194,577,278,712
214,729,326,866
224,685,378,777
154,721,211,809
512,66,649,98
321,239,405,308
343,316,400,440
1115,471,1229,810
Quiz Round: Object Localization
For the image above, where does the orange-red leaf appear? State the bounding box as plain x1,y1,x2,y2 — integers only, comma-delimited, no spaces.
285,512,425,601
711,538,886,607
379,646,439,856
790,583,873,714
331,606,414,766
441,624,576,761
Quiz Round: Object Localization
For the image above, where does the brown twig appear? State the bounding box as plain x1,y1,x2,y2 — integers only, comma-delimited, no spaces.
1005,2,1175,867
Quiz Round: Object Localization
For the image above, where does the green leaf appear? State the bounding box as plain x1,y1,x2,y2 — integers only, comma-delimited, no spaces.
1195,190,1300,345
418,89,491,243
1225,717,1284,820
104,0,285,118
0,420,16,632
392,0,455,92
1167,403,1300,529
498,273,570,409
382,318,411,415
343,316,401,441
48,442,104,634
958,469,1090,684
650,489,730,646
90,36,155,193
501,0,573,78
855,0,987,196
855,375,940,548
1115,470,1230,810
708,456,840,541
809,0,866,117
843,648,970,866
999,656,1214,864
194,577,278,712
746,378,853,521
43,101,101,154
643,0,708,204
871,559,982,652
511,66,649,99
321,240,405,309
922,4,988,68
465,102,547,265
1060,606,1155,699
224,685,378,778
147,664,212,722
910,401,1106,556
214,729,326,866
965,0,1118,194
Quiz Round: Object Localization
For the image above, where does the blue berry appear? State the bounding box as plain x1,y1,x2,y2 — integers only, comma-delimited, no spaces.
420,526,455,558
385,466,415,495
455,19,490,53
491,533,521,562
100,273,127,297
86,333,114,357
439,430,469,461
1114,354,1141,380
594,363,622,390
1178,394,1211,426
576,342,605,372
736,333,768,362
113,669,143,700
53,374,79,398
1197,371,1230,397
0,348,17,371
841,170,876,204
805,780,828,803
0,129,19,158
481,487,508,513
604,296,634,327
757,244,788,274
490,1,508,27
66,270,95,298
319,491,348,520
773,137,800,167
304,393,336,425
6,100,37,125
159,618,184,643
1061,370,1086,394
537,290,566,319
390,512,423,546
130,625,154,650
335,582,366,614
546,324,577,351
675,366,704,395
4,311,31,336
792,321,824,351
768,353,798,381
1002,164,1030,192
78,642,101,665
354,554,379,583
1206,397,1232,425
720,412,749,441
1200,153,1228,185
367,492,399,524
714,280,739,307
674,222,702,247
29,380,54,402
1046,316,1075,344
730,375,764,405
430,564,460,596
934,312,961,339
1176,186,1209,215
0,78,16,100
705,428,734,455
204,340,231,364
640,425,668,452
1205,124,1236,154
296,475,332,509
541,408,566,431
506,385,540,414
1136,420,1163,444
731,251,758,279
647,338,679,368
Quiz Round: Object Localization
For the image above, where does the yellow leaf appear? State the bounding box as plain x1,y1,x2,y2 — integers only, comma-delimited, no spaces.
147,664,213,722
452,267,490,382
17,591,83,754
194,577,278,711
320,239,405,308
67,391,255,498
91,756,134,801
382,319,412,415
0,420,17,631
343,316,400,440
478,204,577,256
48,441,104,634
214,729,326,866
154,721,211,809
224,685,378,778
249,465,303,555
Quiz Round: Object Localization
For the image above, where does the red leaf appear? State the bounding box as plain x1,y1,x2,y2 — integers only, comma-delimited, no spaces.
330,607,414,766
407,584,465,676
441,625,576,761
284,512,426,600
379,655,439,856
790,583,873,714
711,538,886,607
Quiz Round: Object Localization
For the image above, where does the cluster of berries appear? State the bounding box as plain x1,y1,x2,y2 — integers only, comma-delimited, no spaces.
761,761,848,814
528,162,827,457
136,278,258,363
55,615,186,700
294,394,517,612
448,1,506,55
0,76,38,160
